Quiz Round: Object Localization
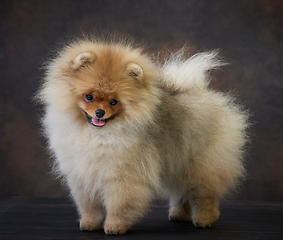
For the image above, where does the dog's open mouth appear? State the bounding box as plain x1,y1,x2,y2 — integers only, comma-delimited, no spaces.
84,111,106,127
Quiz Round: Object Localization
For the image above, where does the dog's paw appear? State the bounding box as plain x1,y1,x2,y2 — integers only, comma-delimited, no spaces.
79,218,102,231
104,223,128,235
192,208,220,228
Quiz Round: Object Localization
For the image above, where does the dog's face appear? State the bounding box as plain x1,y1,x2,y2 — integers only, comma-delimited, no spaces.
80,90,121,127
68,51,147,127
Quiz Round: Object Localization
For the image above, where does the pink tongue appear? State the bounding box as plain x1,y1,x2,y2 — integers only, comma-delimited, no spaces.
92,118,106,126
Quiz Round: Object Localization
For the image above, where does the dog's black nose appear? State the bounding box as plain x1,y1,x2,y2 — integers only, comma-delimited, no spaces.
95,109,105,118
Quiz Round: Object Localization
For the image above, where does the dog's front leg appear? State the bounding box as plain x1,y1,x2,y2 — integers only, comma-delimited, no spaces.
103,179,153,235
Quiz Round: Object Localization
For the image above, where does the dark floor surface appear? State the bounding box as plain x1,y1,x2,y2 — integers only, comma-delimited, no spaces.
0,198,283,240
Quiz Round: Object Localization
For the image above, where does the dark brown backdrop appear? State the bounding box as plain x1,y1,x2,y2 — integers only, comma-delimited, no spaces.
0,0,282,202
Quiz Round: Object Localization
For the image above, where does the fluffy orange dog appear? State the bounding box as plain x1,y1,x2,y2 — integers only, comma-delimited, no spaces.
37,37,248,235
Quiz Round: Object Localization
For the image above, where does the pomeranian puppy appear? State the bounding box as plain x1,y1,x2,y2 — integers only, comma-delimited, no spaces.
37,37,248,235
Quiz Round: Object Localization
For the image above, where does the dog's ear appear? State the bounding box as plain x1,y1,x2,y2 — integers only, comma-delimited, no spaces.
126,63,143,80
71,52,97,70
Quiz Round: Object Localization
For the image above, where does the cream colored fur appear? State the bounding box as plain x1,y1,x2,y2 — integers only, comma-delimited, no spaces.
37,38,248,235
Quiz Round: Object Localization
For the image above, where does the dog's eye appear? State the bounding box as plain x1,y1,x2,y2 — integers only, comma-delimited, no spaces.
109,99,118,106
85,94,94,102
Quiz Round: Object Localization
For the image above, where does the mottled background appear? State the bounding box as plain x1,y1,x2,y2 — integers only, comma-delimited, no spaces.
0,0,282,202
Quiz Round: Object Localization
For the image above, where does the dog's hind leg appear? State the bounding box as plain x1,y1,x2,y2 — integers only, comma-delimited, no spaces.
168,195,191,221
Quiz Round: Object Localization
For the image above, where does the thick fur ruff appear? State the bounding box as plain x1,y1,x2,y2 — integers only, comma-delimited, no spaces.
37,38,248,235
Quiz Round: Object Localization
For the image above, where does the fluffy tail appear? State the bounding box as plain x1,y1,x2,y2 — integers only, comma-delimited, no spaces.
161,48,227,92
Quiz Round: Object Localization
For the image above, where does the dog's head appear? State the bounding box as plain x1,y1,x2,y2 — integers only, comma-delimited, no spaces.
46,42,161,128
